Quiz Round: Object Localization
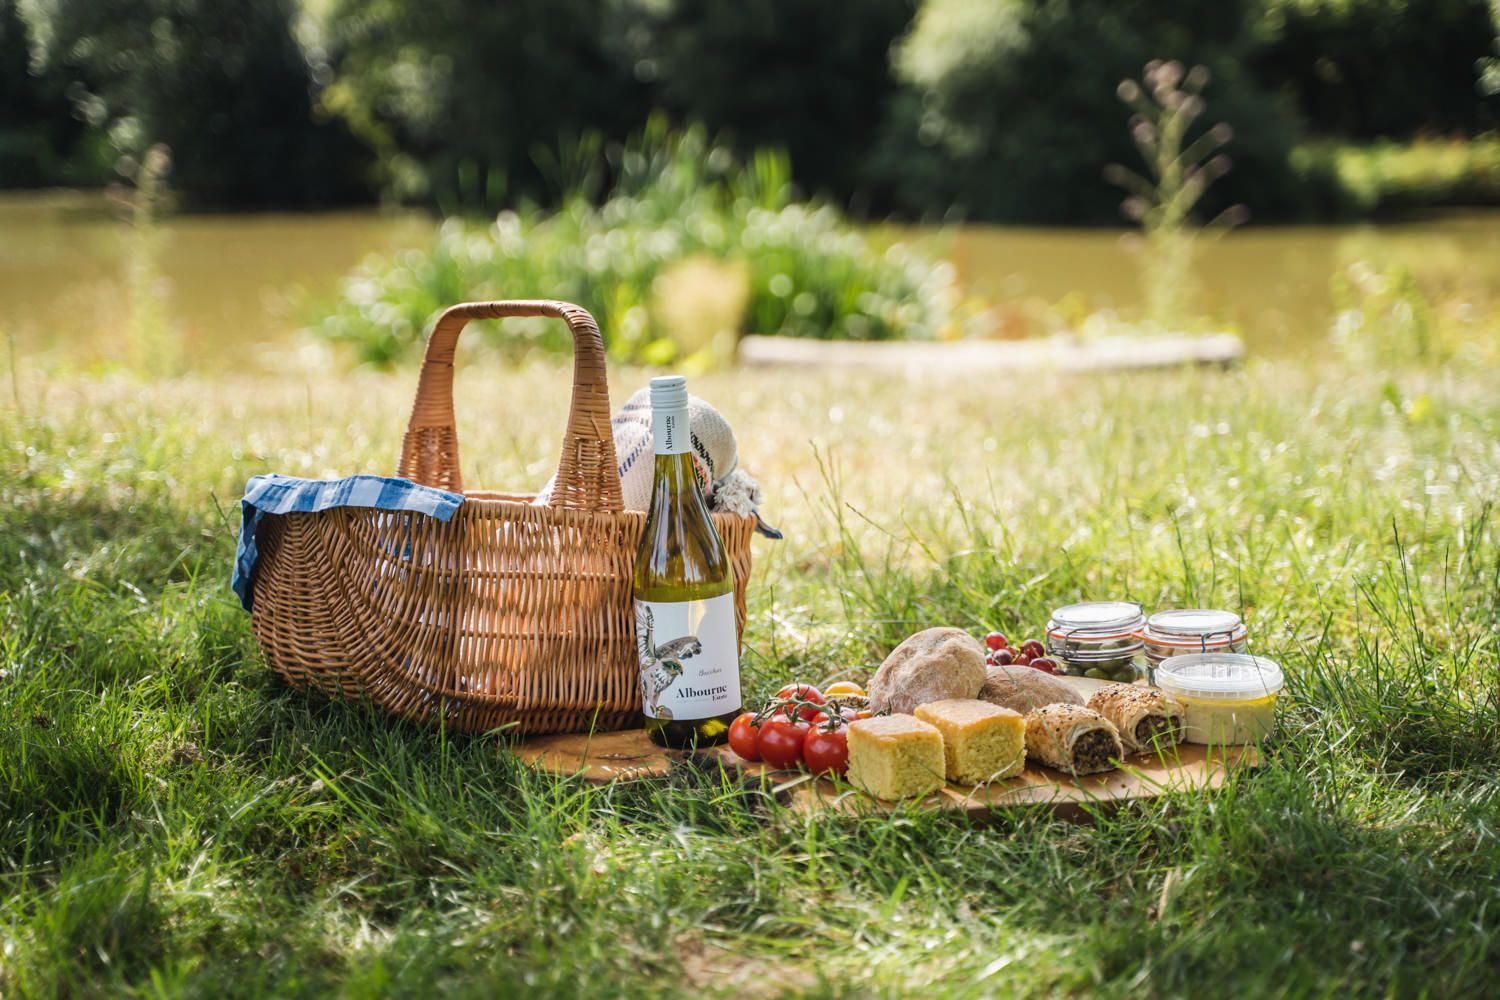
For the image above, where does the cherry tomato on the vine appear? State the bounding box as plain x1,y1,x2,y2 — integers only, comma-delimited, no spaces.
803,725,850,777
774,684,826,722
728,712,764,761
758,718,810,769
812,705,874,728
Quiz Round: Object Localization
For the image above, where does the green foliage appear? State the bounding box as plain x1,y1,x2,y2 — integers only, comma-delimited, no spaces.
619,0,913,207
32,0,373,208
10,0,1500,222
318,0,915,215
884,0,1309,223
319,0,652,214
315,125,960,367
1292,133,1500,215
1255,0,1500,139
0,1,107,187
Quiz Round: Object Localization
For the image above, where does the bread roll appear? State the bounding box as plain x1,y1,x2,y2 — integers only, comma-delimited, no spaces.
978,664,1084,716
1086,684,1185,753
867,627,986,714
1023,704,1124,776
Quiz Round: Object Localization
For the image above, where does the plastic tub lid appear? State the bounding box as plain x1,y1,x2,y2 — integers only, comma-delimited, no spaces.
1155,653,1284,702
1146,608,1243,637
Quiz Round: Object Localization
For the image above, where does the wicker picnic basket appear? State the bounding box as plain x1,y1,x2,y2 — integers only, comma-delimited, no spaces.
248,300,755,734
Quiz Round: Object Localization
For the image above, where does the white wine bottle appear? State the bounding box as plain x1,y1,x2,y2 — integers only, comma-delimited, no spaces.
634,375,741,748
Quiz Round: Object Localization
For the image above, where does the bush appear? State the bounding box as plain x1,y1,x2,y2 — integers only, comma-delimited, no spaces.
314,125,961,367
878,0,1311,224
1292,134,1500,216
1254,0,1500,140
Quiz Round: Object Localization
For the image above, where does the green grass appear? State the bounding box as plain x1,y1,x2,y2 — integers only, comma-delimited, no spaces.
2,345,1499,996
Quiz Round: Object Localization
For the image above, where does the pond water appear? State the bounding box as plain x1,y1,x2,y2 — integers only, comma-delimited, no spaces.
3,190,1498,368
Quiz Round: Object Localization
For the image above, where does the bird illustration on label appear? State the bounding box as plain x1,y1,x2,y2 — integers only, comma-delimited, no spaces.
636,604,702,718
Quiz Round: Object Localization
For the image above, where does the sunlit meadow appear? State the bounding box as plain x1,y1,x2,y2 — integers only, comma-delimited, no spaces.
2,327,1498,994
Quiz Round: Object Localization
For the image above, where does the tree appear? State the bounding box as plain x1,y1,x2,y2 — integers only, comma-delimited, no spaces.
879,0,1307,223
622,0,914,208
0,0,103,186
320,0,651,213
35,0,373,207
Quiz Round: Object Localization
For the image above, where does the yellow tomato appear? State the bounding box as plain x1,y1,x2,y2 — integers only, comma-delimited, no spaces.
824,681,867,698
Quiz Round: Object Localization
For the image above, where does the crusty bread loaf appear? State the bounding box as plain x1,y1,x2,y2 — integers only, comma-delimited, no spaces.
977,664,1085,717
914,699,1025,784
868,628,986,714
846,714,946,799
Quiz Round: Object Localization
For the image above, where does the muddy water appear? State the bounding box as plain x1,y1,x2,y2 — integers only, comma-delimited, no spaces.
3,190,1497,367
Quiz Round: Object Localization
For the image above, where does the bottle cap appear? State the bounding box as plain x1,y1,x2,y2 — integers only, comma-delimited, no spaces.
650,375,689,411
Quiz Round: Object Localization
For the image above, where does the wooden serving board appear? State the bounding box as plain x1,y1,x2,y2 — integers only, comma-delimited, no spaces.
516,726,1255,821
515,728,681,783
513,676,1258,821
696,741,1256,823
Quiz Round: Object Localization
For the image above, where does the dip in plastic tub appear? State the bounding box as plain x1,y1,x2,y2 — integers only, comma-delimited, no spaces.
1155,653,1284,745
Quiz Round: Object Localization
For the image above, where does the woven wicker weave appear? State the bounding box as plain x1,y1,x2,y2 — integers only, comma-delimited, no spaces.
249,300,754,734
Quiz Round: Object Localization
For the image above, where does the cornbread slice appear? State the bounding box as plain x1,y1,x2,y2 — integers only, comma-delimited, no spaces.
914,699,1026,784
846,714,946,799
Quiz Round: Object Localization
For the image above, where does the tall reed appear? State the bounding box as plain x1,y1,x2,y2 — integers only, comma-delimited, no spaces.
1106,62,1247,330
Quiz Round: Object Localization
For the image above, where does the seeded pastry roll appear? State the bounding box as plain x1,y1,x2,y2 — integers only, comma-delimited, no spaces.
1023,704,1124,776
1086,684,1186,753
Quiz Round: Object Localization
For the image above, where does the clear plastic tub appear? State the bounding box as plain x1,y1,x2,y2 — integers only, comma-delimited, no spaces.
1155,653,1284,745
1045,601,1147,682
1139,609,1248,682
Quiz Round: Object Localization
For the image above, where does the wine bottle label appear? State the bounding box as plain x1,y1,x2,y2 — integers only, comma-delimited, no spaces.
635,593,740,720
653,406,688,455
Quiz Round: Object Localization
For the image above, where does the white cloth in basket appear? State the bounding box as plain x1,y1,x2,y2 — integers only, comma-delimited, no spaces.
535,387,779,537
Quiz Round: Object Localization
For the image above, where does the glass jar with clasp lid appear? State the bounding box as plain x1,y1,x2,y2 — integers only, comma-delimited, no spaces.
1138,609,1248,684
1045,601,1147,682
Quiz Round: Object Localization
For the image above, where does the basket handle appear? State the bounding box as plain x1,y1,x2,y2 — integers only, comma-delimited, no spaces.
397,300,623,512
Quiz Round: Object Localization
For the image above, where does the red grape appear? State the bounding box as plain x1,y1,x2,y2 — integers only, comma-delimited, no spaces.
994,648,1015,666
984,631,1008,651
1029,657,1059,675
1020,639,1046,660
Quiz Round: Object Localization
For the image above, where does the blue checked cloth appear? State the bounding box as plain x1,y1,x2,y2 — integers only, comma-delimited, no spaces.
232,474,464,612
